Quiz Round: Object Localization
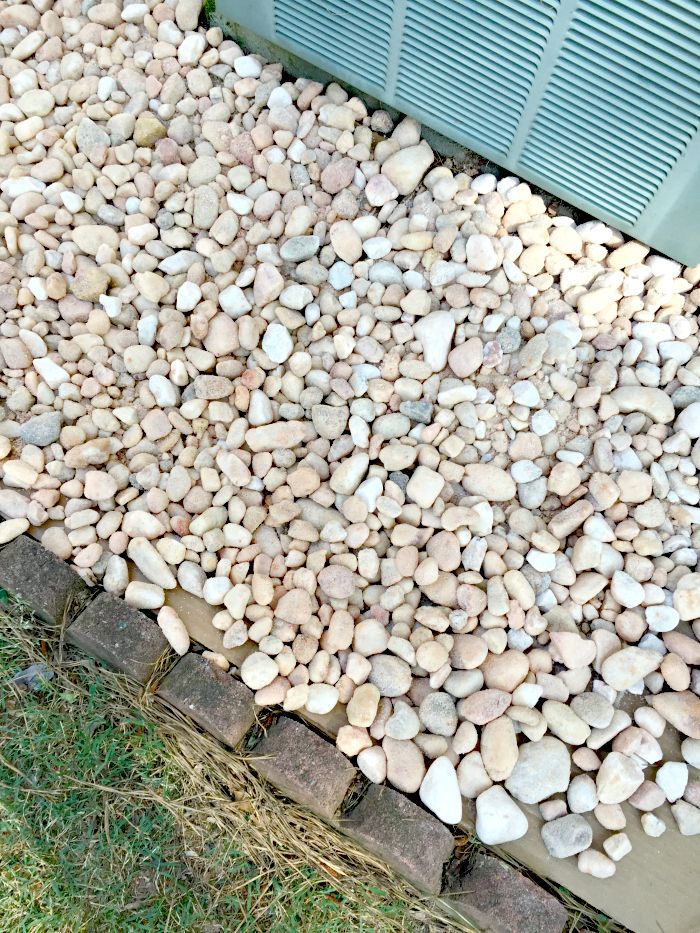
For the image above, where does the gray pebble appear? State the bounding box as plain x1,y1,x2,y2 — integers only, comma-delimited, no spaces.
399,400,433,423
672,386,700,409
280,235,320,262
541,814,593,858
19,411,62,446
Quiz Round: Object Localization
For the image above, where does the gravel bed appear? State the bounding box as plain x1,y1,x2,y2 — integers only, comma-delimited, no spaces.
1,0,700,880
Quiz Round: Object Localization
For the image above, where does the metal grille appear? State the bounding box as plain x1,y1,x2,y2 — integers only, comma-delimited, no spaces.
395,0,559,156
519,0,700,223
221,0,700,262
275,0,395,90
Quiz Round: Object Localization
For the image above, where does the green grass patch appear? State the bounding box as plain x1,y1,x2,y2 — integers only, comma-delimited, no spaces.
202,0,216,26
0,602,413,933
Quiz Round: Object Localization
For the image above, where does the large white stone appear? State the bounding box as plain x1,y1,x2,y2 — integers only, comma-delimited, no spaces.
475,785,528,844
596,752,644,804
419,756,463,824
414,311,455,373
262,321,294,363
610,386,674,424
380,142,434,195
127,537,177,589
601,647,662,690
240,652,279,690
655,761,688,802
505,736,571,804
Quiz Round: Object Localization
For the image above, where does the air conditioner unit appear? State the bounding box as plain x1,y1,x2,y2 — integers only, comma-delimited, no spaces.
214,0,700,265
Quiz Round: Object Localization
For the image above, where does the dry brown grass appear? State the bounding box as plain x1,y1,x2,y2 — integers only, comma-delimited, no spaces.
1,593,625,933
1,594,471,933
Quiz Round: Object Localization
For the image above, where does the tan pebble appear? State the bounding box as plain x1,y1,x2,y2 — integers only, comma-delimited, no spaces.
651,692,700,739
661,652,691,691
157,606,190,656
594,803,626,831
416,640,449,672
458,689,512,724
480,715,518,782
347,683,380,727
336,725,372,757
577,850,616,879
481,650,530,692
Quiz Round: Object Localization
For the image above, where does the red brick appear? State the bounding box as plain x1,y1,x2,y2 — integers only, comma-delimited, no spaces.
157,653,256,747
340,784,454,894
66,592,169,684
252,716,355,819
443,851,567,933
0,534,88,622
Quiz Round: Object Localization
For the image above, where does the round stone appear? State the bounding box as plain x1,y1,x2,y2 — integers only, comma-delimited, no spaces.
240,652,279,690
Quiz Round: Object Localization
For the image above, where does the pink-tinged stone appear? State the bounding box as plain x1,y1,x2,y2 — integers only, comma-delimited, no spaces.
482,340,503,368
253,262,284,305
663,630,700,665
320,157,356,194
382,736,425,793
628,780,666,812
365,173,398,207
651,692,700,739
448,337,483,377
612,726,663,763
458,689,512,725
231,132,255,166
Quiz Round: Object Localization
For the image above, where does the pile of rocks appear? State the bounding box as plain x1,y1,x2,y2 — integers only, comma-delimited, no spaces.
1,0,700,880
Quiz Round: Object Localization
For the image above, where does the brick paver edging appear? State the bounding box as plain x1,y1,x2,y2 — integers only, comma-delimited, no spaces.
0,533,567,933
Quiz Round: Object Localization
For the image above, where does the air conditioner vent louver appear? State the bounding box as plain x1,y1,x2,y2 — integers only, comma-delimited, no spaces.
221,0,700,264
274,0,394,90
395,0,558,155
519,0,700,224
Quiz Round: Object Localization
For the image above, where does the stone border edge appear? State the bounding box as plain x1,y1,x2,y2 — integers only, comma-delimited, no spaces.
0,532,568,933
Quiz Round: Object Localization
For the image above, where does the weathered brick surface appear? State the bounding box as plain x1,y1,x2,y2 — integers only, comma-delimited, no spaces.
66,592,169,683
252,716,356,819
340,784,454,894
0,534,88,622
157,653,256,747
443,851,568,933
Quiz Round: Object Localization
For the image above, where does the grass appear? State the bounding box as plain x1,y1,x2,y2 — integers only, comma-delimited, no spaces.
202,0,216,27
0,595,457,933
0,591,626,933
